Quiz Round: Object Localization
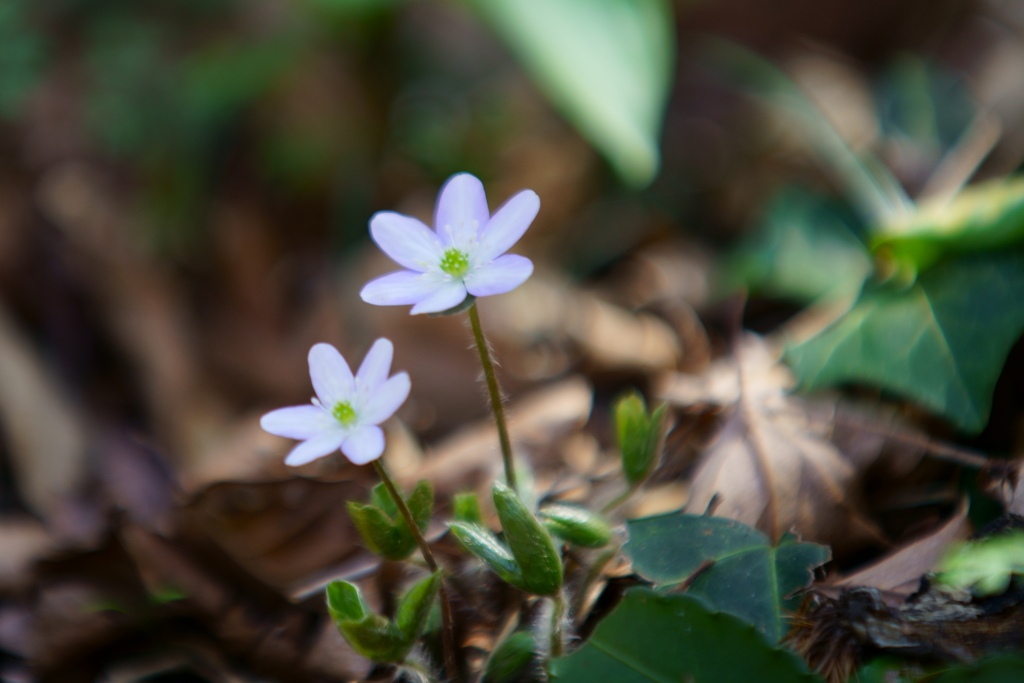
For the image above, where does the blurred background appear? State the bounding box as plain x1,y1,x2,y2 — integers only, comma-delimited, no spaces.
2,0,1024,681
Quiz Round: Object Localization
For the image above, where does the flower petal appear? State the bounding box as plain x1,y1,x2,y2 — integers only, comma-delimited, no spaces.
356,338,393,394
434,173,489,249
261,405,337,439
309,343,354,407
477,190,539,262
361,270,443,306
464,254,534,297
362,372,411,425
284,429,347,467
409,280,468,314
369,212,444,272
341,425,385,465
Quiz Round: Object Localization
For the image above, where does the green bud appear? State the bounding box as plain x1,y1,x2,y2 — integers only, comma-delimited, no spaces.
539,503,612,548
349,480,434,561
325,572,442,664
449,521,524,587
492,482,563,596
615,391,667,486
453,491,484,525
483,631,539,683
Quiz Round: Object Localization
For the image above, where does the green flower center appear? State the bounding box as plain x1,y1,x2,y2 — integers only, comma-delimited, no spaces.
439,248,470,277
332,400,357,426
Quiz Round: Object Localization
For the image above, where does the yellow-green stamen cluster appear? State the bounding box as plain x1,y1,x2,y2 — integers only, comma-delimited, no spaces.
439,248,470,278
332,400,357,426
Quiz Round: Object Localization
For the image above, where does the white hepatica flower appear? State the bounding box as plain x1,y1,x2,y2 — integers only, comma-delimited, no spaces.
360,172,539,314
260,340,410,466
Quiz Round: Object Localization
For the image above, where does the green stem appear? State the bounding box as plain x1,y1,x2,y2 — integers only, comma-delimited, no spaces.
373,460,459,682
467,302,517,492
600,484,638,515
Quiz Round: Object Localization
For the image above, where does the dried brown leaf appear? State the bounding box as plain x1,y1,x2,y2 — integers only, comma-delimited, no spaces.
672,334,884,551
832,498,970,597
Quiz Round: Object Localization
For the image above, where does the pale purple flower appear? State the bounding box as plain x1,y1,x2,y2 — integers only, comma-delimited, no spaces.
260,340,410,466
360,173,539,314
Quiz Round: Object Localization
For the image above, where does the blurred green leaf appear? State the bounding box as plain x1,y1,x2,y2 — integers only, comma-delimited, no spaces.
470,0,674,186
483,631,540,683
787,249,1024,433
725,186,872,302
627,514,828,643
0,0,47,119
872,176,1024,273
394,570,442,642
549,588,820,682
453,491,485,525
935,531,1024,597
927,657,1024,682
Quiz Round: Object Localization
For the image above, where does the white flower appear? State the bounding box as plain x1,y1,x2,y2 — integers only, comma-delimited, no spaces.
360,172,539,314
260,340,410,466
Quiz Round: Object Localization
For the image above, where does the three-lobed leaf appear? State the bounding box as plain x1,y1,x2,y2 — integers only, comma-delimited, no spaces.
788,249,1024,433
626,513,829,643
325,572,441,664
550,587,820,682
349,480,434,561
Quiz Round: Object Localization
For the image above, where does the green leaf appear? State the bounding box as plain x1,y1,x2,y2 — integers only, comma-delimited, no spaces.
934,531,1024,597
453,491,484,525
483,631,540,683
550,588,819,683
928,656,1024,682
448,521,524,588
626,514,829,643
406,480,435,533
352,481,433,561
0,0,47,119
326,577,436,664
394,570,442,642
724,185,871,302
325,580,368,623
348,501,416,560
872,176,1024,273
492,482,563,596
470,0,674,187
540,504,612,548
787,249,1024,433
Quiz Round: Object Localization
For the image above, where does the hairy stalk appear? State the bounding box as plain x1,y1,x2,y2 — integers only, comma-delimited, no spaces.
373,460,458,682
467,302,517,492
549,591,567,659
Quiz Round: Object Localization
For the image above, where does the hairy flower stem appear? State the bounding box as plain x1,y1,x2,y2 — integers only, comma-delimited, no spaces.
549,591,567,659
372,460,458,682
467,303,517,492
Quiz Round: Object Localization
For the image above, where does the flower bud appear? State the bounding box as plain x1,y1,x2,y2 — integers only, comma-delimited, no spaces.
615,391,667,486
540,503,613,548
492,482,563,596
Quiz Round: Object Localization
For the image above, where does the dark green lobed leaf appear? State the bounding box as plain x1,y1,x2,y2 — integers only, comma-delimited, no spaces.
550,587,820,683
626,514,829,643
